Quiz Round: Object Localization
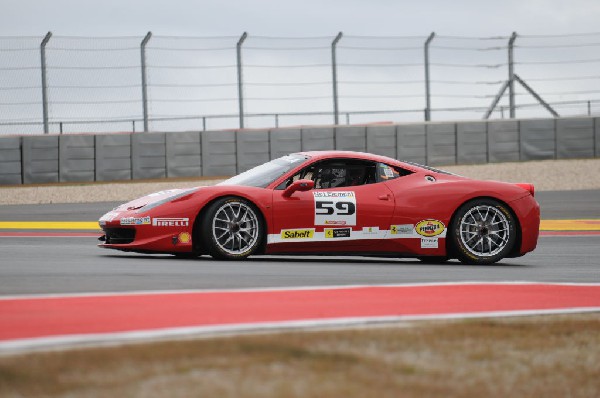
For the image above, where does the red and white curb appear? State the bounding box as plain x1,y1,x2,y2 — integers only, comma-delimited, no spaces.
1,282,599,354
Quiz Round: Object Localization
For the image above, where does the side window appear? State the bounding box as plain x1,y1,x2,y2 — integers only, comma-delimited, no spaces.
277,159,379,189
376,163,413,182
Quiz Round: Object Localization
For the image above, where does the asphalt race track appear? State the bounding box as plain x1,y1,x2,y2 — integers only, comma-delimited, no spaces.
0,190,599,296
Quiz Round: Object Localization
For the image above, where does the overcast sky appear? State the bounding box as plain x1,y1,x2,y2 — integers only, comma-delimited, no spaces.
2,0,600,133
2,0,600,37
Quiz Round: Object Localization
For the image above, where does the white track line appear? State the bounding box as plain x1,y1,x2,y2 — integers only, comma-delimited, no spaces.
2,281,600,301
1,307,599,356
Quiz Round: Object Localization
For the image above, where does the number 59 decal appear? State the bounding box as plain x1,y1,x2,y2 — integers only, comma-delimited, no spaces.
313,191,357,226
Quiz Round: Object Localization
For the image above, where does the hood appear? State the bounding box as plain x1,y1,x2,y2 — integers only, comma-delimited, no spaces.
115,187,201,212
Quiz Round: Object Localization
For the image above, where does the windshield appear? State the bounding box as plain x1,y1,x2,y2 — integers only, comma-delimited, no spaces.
218,154,310,188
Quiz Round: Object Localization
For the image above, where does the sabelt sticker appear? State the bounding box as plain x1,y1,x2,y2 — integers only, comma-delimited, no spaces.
178,232,191,244
421,237,438,249
281,229,315,239
313,191,357,226
415,219,445,237
325,228,351,238
153,217,189,227
390,224,413,235
120,216,151,226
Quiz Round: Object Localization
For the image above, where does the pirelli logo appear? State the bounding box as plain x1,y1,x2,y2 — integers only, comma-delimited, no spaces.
152,217,189,227
280,229,315,239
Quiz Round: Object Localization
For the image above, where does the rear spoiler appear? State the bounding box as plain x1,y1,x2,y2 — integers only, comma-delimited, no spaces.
515,183,535,197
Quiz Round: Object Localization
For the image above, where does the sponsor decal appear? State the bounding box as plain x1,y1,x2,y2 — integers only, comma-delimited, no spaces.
362,226,380,235
383,166,395,178
281,229,315,239
313,191,356,198
153,217,190,227
324,220,347,225
390,224,414,235
421,237,439,249
120,216,151,226
325,228,351,238
178,232,191,244
415,219,445,237
314,191,357,226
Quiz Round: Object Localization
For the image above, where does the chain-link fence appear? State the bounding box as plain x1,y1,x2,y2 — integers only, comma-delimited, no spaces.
1,32,600,135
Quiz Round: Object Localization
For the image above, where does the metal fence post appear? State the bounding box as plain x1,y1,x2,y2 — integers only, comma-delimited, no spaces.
40,32,52,134
424,32,435,121
508,32,517,118
237,32,248,129
588,101,591,116
140,32,152,132
331,32,343,125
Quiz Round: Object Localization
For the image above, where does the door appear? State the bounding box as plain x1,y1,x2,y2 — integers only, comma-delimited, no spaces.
268,158,396,252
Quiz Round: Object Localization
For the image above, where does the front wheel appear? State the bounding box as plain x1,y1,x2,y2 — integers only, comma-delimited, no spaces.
450,199,517,265
201,196,263,260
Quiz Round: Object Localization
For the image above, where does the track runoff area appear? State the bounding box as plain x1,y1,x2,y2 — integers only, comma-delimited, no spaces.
0,210,599,353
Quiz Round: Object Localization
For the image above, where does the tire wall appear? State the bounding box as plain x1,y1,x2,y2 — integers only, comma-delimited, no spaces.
3,116,599,185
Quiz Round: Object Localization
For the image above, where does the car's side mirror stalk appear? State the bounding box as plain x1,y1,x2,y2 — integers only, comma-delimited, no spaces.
282,179,314,197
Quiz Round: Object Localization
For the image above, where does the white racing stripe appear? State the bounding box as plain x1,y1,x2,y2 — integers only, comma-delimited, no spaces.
268,226,447,244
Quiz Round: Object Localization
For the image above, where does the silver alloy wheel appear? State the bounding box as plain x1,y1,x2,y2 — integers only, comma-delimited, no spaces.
211,201,259,256
458,205,510,257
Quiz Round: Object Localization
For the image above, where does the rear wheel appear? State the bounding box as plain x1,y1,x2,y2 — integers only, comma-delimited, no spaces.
450,199,516,265
201,197,263,260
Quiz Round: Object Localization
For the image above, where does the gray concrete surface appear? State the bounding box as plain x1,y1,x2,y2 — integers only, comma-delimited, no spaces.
0,190,597,296
0,236,598,295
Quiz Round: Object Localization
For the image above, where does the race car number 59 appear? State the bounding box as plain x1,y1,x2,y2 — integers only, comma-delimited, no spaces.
313,191,357,226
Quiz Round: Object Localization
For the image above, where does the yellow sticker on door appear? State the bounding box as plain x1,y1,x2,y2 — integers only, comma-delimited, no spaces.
415,219,445,237
281,229,315,239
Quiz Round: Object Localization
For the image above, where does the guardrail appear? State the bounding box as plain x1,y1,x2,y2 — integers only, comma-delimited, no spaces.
1,116,598,185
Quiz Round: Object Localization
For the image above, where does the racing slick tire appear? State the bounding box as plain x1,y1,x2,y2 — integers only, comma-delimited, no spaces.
449,198,517,265
201,196,264,260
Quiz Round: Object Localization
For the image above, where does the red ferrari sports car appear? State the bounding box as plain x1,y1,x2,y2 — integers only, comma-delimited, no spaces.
98,151,539,264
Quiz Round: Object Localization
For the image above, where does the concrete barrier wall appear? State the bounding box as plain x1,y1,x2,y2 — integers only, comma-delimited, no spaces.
488,120,520,162
201,130,236,176
335,126,366,152
22,135,59,184
132,132,166,180
237,130,270,173
397,124,426,164
457,122,487,164
0,136,22,185
96,134,131,181
166,131,202,178
270,128,301,160
5,116,600,185
366,125,396,159
59,135,95,182
426,123,456,166
596,117,600,158
556,118,595,159
302,127,334,151
520,119,556,161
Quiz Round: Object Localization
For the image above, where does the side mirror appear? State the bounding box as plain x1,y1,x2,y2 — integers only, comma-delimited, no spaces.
283,179,314,197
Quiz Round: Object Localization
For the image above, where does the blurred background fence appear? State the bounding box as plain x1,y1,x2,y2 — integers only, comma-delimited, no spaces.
1,32,600,135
